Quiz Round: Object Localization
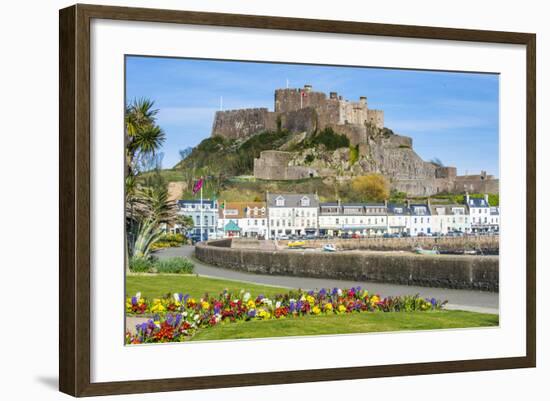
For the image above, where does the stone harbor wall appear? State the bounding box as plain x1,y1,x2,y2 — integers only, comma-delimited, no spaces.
196,239,499,291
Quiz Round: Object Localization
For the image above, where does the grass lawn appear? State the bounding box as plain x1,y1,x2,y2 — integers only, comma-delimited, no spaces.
126,274,291,299
126,273,499,340
191,310,498,341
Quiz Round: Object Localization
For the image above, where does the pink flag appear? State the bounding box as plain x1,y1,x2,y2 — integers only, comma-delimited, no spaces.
192,178,204,195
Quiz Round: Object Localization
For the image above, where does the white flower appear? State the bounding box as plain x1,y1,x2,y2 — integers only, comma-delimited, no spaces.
136,292,141,300
173,293,181,302
193,314,199,321
337,289,343,296
182,312,188,317
276,301,281,309
243,292,251,302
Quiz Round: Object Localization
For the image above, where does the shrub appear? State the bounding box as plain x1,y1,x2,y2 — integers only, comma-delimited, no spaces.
130,257,153,273
308,127,350,150
304,154,315,164
154,257,195,274
349,145,359,165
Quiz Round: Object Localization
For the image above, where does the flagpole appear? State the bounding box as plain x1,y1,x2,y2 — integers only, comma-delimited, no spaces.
200,178,203,241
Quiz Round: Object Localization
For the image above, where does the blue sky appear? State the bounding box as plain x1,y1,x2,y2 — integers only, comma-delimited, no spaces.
126,56,499,176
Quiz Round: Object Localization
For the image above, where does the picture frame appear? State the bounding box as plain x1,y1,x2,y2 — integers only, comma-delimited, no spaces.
59,3,536,397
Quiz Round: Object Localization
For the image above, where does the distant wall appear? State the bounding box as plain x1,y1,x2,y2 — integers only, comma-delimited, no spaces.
211,108,277,139
196,240,499,291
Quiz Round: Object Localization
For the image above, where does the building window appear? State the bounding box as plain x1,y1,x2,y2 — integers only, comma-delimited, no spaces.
276,197,285,206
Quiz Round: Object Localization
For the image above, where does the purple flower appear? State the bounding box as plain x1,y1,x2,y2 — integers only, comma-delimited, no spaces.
289,301,296,312
332,288,339,296
247,309,256,318
174,314,182,326
319,288,327,297
214,305,221,314
131,296,137,305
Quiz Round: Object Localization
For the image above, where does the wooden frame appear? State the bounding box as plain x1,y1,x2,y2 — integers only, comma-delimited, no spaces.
59,3,536,397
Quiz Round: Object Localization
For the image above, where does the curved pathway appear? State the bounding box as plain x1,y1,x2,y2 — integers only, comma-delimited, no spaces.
156,246,499,314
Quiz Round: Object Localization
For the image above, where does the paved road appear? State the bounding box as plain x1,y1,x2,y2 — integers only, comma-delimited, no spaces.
156,246,499,314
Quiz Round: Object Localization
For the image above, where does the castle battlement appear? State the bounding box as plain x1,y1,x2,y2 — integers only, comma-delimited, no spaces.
211,84,385,141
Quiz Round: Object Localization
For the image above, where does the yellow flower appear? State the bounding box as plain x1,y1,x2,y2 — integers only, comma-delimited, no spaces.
370,295,380,306
338,304,346,313
324,303,333,312
306,295,315,304
247,300,255,308
201,301,210,310
312,306,321,315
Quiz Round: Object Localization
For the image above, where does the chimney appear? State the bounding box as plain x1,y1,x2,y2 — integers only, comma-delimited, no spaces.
465,191,470,204
406,199,411,208
427,198,431,207
359,96,367,105
304,84,312,92
384,199,388,208
484,193,489,204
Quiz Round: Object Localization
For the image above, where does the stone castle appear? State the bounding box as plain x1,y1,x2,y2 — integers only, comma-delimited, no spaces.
210,85,499,196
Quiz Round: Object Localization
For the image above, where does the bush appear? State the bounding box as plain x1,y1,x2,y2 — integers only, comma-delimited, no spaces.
349,145,359,165
308,127,350,150
154,257,195,274
130,257,153,273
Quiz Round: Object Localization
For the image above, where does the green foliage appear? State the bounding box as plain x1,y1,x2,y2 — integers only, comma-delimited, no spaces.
179,130,291,176
432,193,499,206
304,154,315,164
389,189,407,202
349,145,359,165
306,127,350,150
398,145,411,149
129,256,153,273
153,257,195,274
129,256,194,274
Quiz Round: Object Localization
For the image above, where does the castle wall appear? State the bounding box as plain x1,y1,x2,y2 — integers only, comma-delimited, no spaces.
254,150,317,180
274,88,327,113
367,109,384,129
211,108,277,139
340,99,369,125
331,124,368,145
453,177,499,194
278,107,319,133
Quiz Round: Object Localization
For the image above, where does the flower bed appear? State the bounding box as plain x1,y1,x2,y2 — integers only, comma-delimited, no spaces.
125,287,447,344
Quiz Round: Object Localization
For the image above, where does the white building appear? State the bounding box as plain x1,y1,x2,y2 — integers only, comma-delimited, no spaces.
267,193,319,238
466,194,497,233
430,204,470,234
409,203,432,236
177,199,218,240
318,202,387,237
386,203,411,235
218,201,268,238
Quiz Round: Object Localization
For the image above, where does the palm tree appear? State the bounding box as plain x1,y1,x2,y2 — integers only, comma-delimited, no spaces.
125,98,165,180
125,98,167,271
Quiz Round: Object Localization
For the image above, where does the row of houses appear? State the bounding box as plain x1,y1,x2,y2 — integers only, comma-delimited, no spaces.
176,193,499,240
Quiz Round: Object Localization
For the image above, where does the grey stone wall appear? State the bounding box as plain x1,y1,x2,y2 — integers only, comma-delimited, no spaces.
195,239,499,291
211,108,277,139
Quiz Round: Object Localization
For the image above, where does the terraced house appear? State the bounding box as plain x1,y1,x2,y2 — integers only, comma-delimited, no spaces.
217,201,268,238
266,193,319,239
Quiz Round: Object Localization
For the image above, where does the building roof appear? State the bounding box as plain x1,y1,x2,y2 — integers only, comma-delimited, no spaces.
224,220,241,232
219,201,267,219
467,198,490,208
410,204,431,215
429,204,467,215
178,199,217,208
386,203,410,215
266,193,319,208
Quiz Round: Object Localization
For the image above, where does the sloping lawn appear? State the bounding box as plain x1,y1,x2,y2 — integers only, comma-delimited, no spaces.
126,274,291,299
191,310,499,341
